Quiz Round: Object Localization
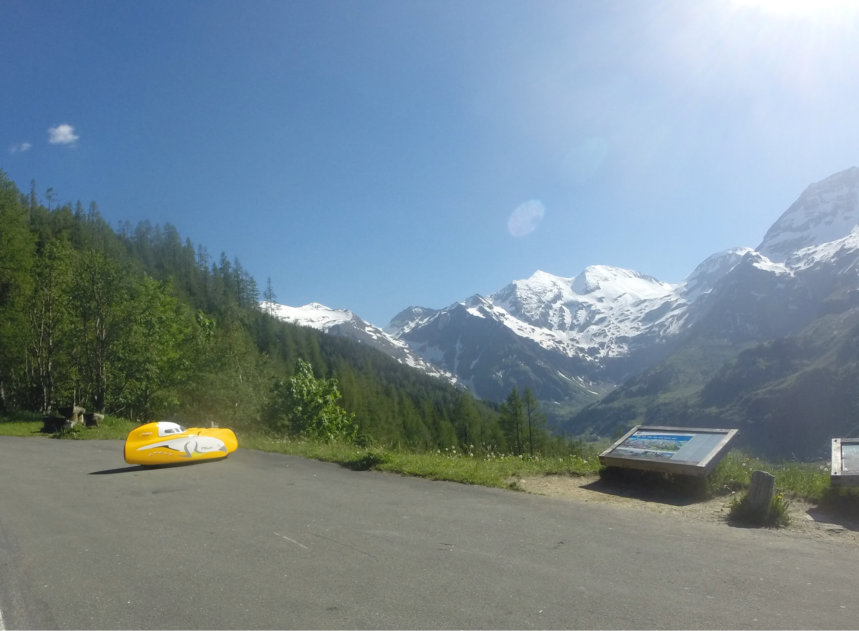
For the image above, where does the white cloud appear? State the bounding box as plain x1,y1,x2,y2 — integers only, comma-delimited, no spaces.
48,124,79,145
9,142,32,154
507,200,545,238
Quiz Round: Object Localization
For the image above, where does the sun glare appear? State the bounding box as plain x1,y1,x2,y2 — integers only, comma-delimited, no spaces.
732,0,859,18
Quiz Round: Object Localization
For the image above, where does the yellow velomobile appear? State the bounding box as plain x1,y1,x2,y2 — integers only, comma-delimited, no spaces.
124,421,238,466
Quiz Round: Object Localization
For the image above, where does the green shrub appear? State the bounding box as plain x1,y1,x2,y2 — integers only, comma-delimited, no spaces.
728,490,791,528
264,359,357,443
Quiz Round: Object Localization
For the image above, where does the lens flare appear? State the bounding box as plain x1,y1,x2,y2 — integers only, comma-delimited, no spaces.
507,200,545,238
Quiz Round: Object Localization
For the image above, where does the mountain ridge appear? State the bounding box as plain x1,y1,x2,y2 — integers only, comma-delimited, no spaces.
261,301,458,384
266,167,859,456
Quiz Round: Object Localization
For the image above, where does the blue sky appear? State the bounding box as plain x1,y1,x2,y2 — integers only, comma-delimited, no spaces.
3,0,859,326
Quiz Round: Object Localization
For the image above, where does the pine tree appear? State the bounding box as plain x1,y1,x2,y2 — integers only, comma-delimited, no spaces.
501,388,524,454
263,277,277,314
522,386,546,456
28,239,75,412
0,172,36,410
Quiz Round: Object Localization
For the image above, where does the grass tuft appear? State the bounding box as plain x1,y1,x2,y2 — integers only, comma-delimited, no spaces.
728,490,791,528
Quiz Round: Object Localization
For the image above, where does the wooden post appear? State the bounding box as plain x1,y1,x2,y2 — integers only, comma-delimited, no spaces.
747,470,775,519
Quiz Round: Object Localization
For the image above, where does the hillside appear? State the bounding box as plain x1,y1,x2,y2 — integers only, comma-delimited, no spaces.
271,167,859,459
0,171,514,453
567,306,859,460
567,168,859,459
10,166,859,460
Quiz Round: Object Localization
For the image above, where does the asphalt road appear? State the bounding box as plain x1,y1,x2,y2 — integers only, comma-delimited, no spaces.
1,436,858,629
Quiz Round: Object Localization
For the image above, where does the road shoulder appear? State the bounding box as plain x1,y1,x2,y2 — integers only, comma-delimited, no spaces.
517,474,859,545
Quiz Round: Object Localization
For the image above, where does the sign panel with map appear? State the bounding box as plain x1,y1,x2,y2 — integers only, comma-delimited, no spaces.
599,425,738,476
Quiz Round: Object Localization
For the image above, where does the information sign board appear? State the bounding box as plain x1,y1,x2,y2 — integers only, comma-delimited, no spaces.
599,425,738,476
831,438,859,487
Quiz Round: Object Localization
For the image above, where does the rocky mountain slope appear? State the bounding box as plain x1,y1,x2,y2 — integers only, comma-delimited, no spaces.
266,167,859,457
569,167,859,458
261,301,457,383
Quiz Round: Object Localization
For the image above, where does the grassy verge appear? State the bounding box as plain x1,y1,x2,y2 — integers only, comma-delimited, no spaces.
0,414,138,439
0,416,846,508
238,434,841,508
240,434,602,489
708,450,832,503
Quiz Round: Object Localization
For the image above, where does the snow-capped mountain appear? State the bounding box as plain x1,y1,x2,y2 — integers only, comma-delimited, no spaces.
259,167,859,456
260,301,456,383
491,267,680,355
386,167,859,407
758,166,859,262
386,266,687,383
572,169,859,459
383,267,690,403
262,167,859,432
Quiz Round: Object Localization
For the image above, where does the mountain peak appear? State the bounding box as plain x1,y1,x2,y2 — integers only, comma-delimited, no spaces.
263,301,456,384
571,265,675,300
758,166,859,263
262,301,354,330
681,248,754,299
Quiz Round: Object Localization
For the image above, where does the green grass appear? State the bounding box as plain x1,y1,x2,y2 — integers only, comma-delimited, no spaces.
234,435,838,509
66,416,140,439
708,450,831,502
0,413,138,439
240,434,602,488
728,490,792,528
0,420,47,437
0,414,838,507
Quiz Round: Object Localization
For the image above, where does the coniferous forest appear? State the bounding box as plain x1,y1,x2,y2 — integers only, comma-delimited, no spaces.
0,171,568,454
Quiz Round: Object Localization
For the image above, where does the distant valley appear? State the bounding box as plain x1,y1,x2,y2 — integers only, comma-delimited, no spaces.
267,167,859,459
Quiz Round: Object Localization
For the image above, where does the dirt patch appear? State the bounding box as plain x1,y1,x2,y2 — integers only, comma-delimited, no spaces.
516,474,859,545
